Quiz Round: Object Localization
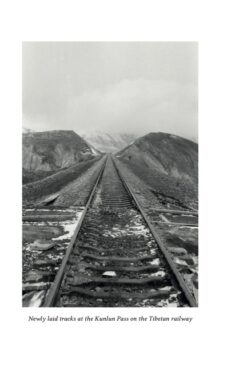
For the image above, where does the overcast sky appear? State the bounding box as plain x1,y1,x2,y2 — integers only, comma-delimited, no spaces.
22,42,198,141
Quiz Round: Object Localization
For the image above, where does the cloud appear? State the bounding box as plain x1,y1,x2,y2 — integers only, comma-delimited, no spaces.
65,78,197,139
22,42,198,140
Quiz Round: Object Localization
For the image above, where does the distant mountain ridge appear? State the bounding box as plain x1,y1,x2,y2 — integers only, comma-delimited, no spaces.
81,132,138,153
23,130,96,172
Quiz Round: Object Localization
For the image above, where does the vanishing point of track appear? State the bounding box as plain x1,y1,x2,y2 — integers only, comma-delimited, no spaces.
44,154,197,307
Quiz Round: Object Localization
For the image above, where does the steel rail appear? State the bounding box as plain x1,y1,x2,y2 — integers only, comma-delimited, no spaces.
112,155,198,307
43,156,107,307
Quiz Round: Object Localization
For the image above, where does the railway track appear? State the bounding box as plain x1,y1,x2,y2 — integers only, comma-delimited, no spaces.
44,155,197,307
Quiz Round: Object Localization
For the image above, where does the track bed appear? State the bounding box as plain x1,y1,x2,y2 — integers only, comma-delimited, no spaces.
46,156,192,307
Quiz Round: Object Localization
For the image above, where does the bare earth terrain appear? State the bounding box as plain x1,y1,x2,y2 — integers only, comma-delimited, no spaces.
22,132,198,307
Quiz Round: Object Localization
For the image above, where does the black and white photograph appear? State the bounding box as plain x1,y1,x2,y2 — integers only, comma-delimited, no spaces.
2,1,247,371
22,42,198,307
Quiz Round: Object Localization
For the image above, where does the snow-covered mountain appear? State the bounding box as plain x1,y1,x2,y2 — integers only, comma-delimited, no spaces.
81,132,138,153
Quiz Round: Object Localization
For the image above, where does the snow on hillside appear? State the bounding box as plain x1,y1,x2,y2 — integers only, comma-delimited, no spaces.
81,132,138,153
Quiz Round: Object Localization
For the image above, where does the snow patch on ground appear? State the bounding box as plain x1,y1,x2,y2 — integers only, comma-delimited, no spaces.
149,258,160,265
52,208,85,241
23,290,46,307
174,257,188,266
102,222,150,238
155,292,181,307
192,256,198,265
150,270,165,277
102,271,117,277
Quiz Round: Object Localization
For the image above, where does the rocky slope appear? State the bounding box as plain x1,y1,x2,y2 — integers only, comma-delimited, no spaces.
117,132,198,209
23,130,95,173
117,132,198,181
81,132,137,153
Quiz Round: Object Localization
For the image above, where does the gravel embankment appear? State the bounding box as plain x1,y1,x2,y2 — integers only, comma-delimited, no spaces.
115,157,198,303
23,156,103,205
